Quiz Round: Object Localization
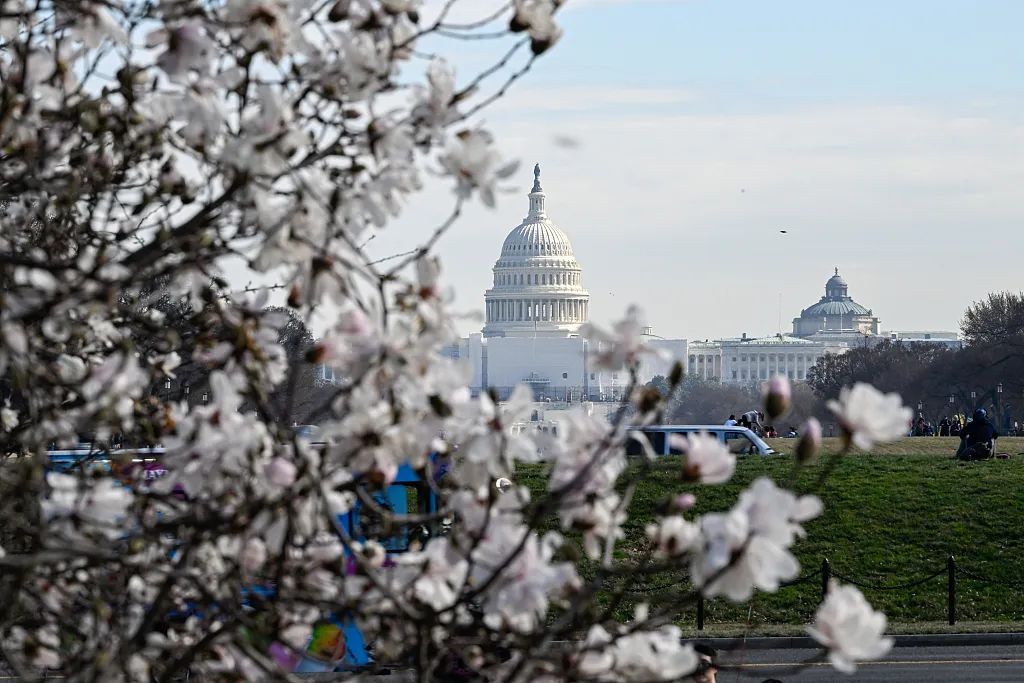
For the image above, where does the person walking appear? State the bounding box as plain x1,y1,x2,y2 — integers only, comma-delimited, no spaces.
939,416,951,437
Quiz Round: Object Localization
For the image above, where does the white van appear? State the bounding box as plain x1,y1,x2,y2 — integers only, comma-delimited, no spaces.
626,425,777,457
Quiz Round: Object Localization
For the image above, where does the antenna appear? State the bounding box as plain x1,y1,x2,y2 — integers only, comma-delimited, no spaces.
778,292,782,335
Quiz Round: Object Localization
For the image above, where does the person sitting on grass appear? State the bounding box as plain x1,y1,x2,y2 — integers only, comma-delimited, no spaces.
956,408,998,461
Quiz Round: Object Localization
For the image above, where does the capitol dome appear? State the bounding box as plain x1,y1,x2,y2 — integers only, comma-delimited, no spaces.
792,268,880,339
482,165,590,338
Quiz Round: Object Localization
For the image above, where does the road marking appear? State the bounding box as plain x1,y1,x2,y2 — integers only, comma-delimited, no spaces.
732,658,1024,668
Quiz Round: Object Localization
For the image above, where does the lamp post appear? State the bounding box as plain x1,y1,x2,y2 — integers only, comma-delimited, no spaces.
202,391,209,406
163,378,171,403
997,383,1004,429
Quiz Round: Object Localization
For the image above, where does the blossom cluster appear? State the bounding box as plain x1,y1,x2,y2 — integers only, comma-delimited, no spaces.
0,1,904,680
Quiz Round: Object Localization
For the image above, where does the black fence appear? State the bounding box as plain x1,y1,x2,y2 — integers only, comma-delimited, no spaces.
694,555,1015,630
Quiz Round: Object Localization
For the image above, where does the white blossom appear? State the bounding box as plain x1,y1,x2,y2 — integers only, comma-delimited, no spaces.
479,532,579,633
71,4,128,48
239,537,268,573
42,474,134,539
646,515,700,558
4,624,62,669
511,0,563,53
828,382,912,450
808,581,894,673
147,21,215,81
264,456,297,488
691,477,822,601
576,624,698,682
581,305,665,370
670,432,736,484
547,410,627,560
1,403,18,431
438,129,519,207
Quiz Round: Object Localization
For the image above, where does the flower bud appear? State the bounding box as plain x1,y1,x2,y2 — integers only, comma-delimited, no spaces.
671,493,697,512
265,456,297,487
240,537,267,573
796,417,823,463
764,375,792,420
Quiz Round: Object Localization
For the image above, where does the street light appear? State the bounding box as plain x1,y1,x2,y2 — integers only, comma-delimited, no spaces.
202,392,209,406
163,377,171,402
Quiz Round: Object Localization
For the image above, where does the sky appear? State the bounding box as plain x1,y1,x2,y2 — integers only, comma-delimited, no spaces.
368,0,1024,342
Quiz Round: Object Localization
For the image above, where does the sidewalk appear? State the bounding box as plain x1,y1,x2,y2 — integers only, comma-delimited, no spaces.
692,631,1024,650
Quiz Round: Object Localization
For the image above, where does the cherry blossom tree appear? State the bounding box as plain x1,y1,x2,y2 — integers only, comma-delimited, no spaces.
0,1,908,681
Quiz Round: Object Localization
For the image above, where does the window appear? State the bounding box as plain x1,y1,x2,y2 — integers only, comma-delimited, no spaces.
590,373,596,380
562,372,568,379
732,357,737,362
741,355,747,362
732,370,738,379
725,432,757,455
760,355,766,362
626,430,665,456
741,369,748,379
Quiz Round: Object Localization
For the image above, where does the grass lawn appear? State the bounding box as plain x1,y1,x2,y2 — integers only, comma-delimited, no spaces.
516,437,1024,633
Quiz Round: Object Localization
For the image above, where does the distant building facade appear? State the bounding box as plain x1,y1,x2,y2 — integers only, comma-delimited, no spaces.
689,334,848,385
688,269,960,386
792,268,881,342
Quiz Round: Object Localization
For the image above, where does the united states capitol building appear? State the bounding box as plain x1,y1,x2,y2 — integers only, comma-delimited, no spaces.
436,165,959,398
446,165,686,402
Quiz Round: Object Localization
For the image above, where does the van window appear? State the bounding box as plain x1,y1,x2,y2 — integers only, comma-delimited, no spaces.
724,432,757,455
626,430,666,456
668,432,688,455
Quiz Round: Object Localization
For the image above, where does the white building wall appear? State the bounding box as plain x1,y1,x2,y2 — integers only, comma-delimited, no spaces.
484,336,587,400
640,339,689,384
689,335,850,385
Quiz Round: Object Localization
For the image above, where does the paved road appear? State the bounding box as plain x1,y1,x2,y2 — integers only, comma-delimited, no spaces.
715,644,1024,682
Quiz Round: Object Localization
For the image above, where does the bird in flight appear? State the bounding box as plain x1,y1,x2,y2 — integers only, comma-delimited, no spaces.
779,230,788,234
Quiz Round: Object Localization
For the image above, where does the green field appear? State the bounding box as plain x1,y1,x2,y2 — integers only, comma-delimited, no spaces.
517,437,1024,634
